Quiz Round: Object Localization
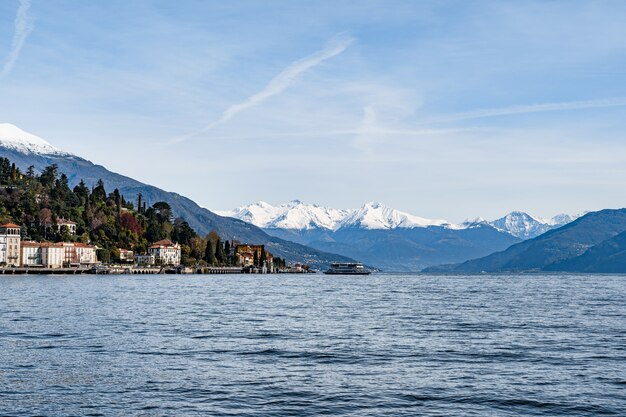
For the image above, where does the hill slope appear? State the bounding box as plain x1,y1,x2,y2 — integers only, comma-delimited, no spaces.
0,124,354,268
547,231,626,273
425,209,626,272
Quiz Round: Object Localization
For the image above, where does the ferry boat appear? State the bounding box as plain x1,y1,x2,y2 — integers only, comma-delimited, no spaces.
324,262,371,275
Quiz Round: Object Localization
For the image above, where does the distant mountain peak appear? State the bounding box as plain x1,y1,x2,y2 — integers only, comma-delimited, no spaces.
217,201,348,230
488,211,579,239
219,201,454,231
341,202,451,230
219,201,579,239
0,123,70,156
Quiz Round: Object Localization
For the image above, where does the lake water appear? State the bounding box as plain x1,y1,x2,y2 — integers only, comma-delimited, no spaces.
1,273,625,416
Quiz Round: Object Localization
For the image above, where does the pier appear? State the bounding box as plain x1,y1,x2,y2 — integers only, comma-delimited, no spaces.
0,267,92,275
0,266,246,275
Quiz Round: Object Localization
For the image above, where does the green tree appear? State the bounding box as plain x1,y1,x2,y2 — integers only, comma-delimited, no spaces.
259,246,266,267
0,158,12,184
215,238,226,265
172,218,197,245
39,164,58,188
204,240,215,265
59,225,71,242
224,240,231,265
91,179,107,203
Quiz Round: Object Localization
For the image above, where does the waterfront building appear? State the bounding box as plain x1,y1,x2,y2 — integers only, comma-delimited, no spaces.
0,223,21,267
20,241,97,268
118,249,134,262
148,239,181,266
134,254,156,266
41,243,64,268
67,243,98,265
21,241,42,266
235,244,274,271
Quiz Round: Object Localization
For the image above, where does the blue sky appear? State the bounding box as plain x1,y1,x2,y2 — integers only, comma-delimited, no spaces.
1,0,626,221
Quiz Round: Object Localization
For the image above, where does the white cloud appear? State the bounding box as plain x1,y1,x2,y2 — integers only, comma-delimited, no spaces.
426,97,626,124
171,33,354,143
0,0,34,80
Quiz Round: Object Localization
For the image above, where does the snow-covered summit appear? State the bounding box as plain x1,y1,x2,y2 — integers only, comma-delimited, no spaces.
339,202,451,230
0,123,69,155
488,211,578,239
218,201,580,238
546,213,578,226
218,201,454,231
216,200,348,230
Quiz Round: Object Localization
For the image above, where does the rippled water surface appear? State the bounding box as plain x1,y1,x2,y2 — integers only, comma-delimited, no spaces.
1,273,625,416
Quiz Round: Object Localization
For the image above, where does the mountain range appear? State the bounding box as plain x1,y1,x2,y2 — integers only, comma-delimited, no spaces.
218,201,576,238
218,201,577,271
425,208,626,273
0,123,355,269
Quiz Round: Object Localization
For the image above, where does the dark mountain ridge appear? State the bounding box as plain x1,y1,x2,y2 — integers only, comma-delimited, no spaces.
425,208,626,273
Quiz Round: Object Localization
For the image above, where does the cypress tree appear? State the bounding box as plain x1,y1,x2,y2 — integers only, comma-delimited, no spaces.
259,246,266,267
215,238,225,265
205,240,215,265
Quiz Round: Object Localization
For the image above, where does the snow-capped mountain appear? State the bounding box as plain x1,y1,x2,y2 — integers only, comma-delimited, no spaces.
488,211,578,239
217,200,348,230
218,201,526,271
219,201,578,239
339,202,451,229
218,201,453,231
0,123,69,156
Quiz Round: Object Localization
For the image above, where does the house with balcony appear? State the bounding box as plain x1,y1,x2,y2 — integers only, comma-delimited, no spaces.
0,223,21,267
148,239,181,266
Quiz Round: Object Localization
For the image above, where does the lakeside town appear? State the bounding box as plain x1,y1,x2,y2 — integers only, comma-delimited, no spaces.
0,220,313,274
0,157,312,275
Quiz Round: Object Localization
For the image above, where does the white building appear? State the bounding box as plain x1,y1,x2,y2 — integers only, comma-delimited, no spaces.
57,219,77,235
21,241,42,267
43,218,78,235
134,254,156,266
59,242,97,266
42,243,64,268
0,223,21,267
70,243,98,265
20,241,97,268
118,248,134,262
148,239,181,266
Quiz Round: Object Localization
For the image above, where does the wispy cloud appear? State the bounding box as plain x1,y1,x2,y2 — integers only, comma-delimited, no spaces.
0,0,34,80
171,33,355,143
426,97,626,124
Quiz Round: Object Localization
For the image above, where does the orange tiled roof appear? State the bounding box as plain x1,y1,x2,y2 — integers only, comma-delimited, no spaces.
73,242,96,248
149,239,178,249
21,241,41,247
40,242,64,248
0,223,21,228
